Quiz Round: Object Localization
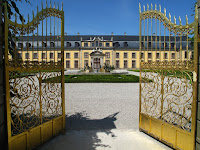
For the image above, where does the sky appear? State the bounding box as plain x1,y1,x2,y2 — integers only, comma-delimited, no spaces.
15,0,197,35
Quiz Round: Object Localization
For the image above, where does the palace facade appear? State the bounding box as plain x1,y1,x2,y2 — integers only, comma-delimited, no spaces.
16,34,192,70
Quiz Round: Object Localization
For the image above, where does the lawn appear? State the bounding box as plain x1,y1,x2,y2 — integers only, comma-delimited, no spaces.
44,74,140,83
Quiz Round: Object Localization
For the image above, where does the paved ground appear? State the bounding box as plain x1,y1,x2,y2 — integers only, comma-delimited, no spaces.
38,82,171,150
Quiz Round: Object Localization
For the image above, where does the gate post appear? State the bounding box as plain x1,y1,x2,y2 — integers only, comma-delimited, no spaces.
0,0,7,149
197,1,200,149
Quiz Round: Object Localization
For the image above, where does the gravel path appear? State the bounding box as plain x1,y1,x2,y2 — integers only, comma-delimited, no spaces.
38,83,171,150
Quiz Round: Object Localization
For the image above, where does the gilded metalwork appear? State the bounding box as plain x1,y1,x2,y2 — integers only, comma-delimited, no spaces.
139,3,198,150
4,1,65,149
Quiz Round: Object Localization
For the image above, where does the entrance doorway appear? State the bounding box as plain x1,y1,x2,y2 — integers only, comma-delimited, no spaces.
94,58,100,69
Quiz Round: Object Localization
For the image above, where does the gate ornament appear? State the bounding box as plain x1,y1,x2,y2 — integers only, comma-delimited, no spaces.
4,1,65,149
139,3,198,150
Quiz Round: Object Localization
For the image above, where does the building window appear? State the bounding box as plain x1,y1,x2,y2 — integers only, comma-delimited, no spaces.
124,53,128,58
25,53,30,59
171,43,175,49
58,53,61,59
66,42,71,47
124,60,128,68
141,52,144,59
105,52,110,58
132,53,136,59
163,42,167,48
66,53,70,58
75,42,80,47
33,53,38,59
50,53,54,59
113,42,120,47
106,42,110,47
185,51,187,59
116,53,119,58
74,52,78,58
84,52,89,58
92,42,95,47
124,42,128,47
164,53,168,59
116,60,120,68
156,53,160,59
66,60,70,68
132,60,136,68
42,42,47,47
42,53,46,59
18,43,23,48
50,42,54,47
84,42,88,47
148,53,152,59
99,43,102,47
74,60,78,68
18,53,22,59
171,53,175,59
96,41,99,47
106,60,110,65
84,60,88,66
148,42,151,48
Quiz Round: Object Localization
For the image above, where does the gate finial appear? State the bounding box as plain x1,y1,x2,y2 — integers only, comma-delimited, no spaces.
147,4,149,11
46,0,48,8
179,16,182,25
155,4,157,10
164,8,166,16
151,3,153,10
139,3,141,13
143,5,145,11
186,15,188,25
62,1,63,11
54,2,55,8
174,16,176,24
57,2,59,10
50,0,52,8
169,13,171,21
159,5,161,12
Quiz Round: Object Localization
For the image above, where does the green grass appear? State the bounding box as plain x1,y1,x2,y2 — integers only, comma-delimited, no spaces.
44,75,140,83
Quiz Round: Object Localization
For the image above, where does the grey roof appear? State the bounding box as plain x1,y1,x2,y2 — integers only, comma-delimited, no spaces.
18,35,188,42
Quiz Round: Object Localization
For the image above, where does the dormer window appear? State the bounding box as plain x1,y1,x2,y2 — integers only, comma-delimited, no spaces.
66,42,71,47
92,42,95,47
50,42,54,47
75,42,80,47
26,42,31,48
42,42,47,47
124,42,128,47
99,43,102,47
113,42,120,47
18,43,23,48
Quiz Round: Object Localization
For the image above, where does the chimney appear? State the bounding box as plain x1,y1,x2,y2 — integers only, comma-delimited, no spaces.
124,32,126,36
64,32,67,36
78,32,80,35
111,32,114,36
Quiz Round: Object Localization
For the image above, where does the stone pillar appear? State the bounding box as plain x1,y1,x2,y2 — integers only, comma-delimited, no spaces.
0,0,7,149
197,1,200,149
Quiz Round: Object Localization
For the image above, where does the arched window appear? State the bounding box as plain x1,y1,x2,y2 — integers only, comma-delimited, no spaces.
66,42,71,47
123,42,128,47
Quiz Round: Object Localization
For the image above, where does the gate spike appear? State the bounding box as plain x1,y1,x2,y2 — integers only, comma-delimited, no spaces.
143,5,145,11
159,5,161,12
57,2,59,10
151,3,153,10
46,0,48,8
155,4,157,10
147,4,149,11
54,2,55,9
186,15,188,25
15,13,17,23
179,16,182,25
32,10,34,20
28,14,29,23
62,1,63,11
174,16,176,24
50,0,51,8
164,8,166,16
37,5,39,13
139,3,141,13
169,13,171,21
